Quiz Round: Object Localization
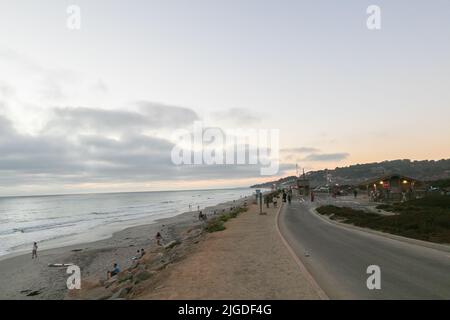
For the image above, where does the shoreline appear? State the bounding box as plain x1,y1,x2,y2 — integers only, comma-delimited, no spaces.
0,197,250,299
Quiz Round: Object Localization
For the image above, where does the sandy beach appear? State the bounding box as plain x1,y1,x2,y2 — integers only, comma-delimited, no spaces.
0,198,245,300
0,193,322,300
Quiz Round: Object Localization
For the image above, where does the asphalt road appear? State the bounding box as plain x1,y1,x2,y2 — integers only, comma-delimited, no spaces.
278,196,450,299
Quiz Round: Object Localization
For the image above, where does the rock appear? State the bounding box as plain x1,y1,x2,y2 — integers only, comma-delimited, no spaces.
164,240,181,250
109,287,130,300
134,270,152,284
152,261,170,271
117,271,133,283
81,286,113,300
26,290,41,297
104,275,118,288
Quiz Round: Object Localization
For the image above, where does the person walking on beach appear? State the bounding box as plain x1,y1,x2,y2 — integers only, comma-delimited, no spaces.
353,189,358,198
32,242,38,259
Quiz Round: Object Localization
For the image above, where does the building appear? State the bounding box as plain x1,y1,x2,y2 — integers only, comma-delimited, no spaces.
360,174,424,202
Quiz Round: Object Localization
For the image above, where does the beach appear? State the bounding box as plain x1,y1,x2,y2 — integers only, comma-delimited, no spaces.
0,198,246,299
133,202,322,299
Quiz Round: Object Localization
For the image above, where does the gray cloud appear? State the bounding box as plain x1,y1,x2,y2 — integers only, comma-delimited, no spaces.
137,101,200,128
0,108,289,191
302,153,349,162
45,101,200,134
281,147,320,153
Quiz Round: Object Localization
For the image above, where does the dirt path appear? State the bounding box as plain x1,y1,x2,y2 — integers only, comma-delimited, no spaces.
137,204,321,299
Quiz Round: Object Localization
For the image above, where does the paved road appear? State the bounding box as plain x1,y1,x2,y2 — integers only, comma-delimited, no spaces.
279,197,450,299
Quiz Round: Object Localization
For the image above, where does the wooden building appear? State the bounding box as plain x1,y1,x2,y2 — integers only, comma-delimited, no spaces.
360,174,424,202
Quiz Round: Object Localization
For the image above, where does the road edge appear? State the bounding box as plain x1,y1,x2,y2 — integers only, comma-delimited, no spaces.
275,203,329,300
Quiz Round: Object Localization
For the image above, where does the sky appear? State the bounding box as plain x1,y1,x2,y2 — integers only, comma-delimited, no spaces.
0,0,449,196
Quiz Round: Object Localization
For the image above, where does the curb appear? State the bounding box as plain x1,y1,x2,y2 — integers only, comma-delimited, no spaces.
275,203,329,300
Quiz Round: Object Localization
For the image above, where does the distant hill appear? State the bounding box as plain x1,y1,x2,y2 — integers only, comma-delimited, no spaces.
250,159,450,188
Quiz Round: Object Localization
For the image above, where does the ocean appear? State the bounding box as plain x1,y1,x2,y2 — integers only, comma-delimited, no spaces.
0,188,256,257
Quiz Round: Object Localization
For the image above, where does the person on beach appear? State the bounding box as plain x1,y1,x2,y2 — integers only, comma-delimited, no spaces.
140,248,145,258
32,242,38,259
107,263,120,278
156,232,163,246
198,211,207,221
353,189,358,198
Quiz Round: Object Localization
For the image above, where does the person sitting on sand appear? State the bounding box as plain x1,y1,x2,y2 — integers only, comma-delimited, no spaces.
32,242,38,259
107,263,120,278
198,211,207,221
156,232,163,246
132,249,141,260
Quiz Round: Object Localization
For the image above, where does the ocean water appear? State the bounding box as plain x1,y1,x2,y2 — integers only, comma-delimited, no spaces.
0,188,256,257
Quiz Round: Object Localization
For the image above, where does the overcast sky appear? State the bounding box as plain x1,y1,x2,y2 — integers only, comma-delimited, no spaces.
1,0,449,196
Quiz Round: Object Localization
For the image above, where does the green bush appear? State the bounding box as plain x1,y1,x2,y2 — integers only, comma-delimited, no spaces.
205,206,248,233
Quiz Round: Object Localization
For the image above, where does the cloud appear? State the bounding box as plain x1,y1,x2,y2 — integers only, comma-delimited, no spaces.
211,108,261,125
0,108,289,193
44,101,200,135
281,147,320,153
137,101,200,128
302,153,350,162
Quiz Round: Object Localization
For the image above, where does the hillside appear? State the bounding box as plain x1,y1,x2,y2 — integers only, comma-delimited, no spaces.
251,159,450,188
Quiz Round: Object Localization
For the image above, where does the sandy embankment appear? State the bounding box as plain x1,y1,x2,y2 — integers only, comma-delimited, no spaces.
133,203,321,299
